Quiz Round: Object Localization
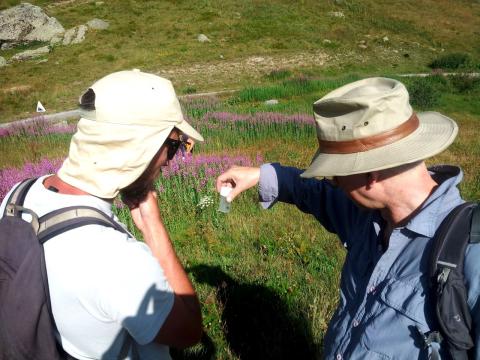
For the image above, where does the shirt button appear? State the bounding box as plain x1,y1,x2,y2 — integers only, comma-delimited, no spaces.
353,319,359,327
336,354,343,360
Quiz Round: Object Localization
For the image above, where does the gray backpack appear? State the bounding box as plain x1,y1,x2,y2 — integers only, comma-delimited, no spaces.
0,178,128,360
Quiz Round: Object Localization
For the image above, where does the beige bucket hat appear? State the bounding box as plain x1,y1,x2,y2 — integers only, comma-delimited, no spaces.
58,69,203,198
301,77,458,179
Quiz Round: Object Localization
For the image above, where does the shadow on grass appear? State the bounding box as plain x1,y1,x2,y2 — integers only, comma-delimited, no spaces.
170,332,216,360
179,264,316,360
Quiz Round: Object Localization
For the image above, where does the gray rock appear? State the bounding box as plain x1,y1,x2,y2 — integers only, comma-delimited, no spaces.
49,34,63,45
63,25,87,45
95,1,104,5
0,3,64,43
197,34,210,43
264,99,279,105
10,45,50,61
1,41,15,50
86,18,109,30
323,39,332,44
0,56,7,66
358,44,368,50
328,11,345,18
382,36,389,42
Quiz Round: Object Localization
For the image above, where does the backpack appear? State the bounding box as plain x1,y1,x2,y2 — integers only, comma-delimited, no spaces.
421,201,480,360
0,178,129,360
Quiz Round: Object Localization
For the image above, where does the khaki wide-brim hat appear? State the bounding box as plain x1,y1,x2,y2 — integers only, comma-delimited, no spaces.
301,77,458,178
58,69,203,198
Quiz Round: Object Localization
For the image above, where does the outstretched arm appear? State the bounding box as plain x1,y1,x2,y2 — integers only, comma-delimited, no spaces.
216,163,360,241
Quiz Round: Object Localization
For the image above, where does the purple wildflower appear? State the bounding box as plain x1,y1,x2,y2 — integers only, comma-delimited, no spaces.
0,158,63,202
0,118,76,138
199,112,314,126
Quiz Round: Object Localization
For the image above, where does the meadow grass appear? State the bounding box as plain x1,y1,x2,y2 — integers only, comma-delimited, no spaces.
1,0,479,357
1,74,479,358
1,0,479,121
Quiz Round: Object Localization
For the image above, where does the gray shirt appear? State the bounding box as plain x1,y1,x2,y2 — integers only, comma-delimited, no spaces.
259,163,480,359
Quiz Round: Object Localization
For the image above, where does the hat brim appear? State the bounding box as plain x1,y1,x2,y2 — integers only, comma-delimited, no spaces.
301,111,458,178
175,119,204,142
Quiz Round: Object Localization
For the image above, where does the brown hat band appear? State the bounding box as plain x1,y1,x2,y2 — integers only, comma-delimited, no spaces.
319,113,420,154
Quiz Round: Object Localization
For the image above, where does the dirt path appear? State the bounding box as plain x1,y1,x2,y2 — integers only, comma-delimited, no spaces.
155,51,331,88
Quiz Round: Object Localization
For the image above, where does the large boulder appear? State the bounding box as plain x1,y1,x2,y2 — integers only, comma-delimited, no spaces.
0,3,64,44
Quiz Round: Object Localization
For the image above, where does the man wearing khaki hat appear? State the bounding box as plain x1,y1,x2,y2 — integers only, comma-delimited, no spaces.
0,70,204,359
216,77,480,359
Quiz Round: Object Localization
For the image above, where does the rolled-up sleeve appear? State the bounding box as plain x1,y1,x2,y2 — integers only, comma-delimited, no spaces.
258,163,279,209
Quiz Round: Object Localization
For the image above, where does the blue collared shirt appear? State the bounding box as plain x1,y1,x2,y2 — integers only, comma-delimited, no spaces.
259,163,480,359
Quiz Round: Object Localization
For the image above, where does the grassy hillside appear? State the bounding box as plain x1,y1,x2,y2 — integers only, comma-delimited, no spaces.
1,0,479,121
1,1,479,358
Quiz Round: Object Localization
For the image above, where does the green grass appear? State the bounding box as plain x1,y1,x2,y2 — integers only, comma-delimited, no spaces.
1,75,479,358
1,1,480,357
1,0,479,122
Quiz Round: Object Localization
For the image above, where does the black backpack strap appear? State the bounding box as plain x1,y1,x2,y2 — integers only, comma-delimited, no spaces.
38,206,129,244
3,177,37,217
430,202,475,276
428,202,477,359
470,204,480,244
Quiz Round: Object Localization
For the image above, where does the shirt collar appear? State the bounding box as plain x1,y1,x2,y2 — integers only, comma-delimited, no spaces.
404,165,463,238
36,175,113,216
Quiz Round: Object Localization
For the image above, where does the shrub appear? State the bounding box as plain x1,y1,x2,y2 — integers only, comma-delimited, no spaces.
406,76,441,109
448,74,480,93
182,86,197,94
266,69,292,81
428,53,471,70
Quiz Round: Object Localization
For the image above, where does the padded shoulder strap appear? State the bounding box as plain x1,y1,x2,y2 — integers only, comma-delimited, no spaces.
470,203,480,244
38,206,129,244
429,202,476,278
3,177,37,217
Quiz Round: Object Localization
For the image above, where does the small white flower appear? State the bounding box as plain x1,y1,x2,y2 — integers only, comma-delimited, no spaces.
197,195,214,210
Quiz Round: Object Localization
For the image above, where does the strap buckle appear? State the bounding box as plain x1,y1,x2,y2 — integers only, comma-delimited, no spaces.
416,326,443,348
5,203,39,234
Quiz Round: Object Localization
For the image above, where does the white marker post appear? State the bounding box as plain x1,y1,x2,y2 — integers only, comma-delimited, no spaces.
36,101,46,112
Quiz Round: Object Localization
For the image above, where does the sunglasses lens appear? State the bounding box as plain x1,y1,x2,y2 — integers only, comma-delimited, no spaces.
166,139,182,160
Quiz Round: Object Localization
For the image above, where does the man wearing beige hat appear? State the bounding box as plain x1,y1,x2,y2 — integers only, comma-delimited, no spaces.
0,70,204,359
216,77,480,359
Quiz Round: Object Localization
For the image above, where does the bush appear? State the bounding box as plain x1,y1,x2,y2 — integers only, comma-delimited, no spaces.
182,86,197,94
428,53,471,70
406,77,441,109
448,74,480,93
266,69,292,81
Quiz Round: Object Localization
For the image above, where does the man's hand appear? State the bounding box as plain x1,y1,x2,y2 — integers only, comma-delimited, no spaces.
129,190,161,241
216,166,261,202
